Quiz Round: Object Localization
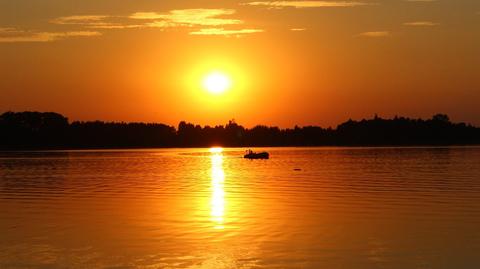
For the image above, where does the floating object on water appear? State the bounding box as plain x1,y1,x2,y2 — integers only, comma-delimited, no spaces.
294,168,302,171
244,150,269,159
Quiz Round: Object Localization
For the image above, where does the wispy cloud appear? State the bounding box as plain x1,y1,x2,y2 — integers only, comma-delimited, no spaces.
405,0,437,2
51,15,144,29
290,28,306,31
404,21,438,26
0,29,101,43
52,9,249,31
51,15,110,25
0,27,17,33
130,9,243,27
6,8,262,42
357,31,390,37
189,28,264,36
243,1,372,8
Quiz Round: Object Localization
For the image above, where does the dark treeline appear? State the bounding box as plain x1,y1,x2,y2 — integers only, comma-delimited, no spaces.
0,111,479,150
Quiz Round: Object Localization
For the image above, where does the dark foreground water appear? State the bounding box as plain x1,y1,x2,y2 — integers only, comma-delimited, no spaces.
1,147,480,269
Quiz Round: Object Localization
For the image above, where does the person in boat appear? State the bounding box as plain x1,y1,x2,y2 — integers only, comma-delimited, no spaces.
244,149,269,159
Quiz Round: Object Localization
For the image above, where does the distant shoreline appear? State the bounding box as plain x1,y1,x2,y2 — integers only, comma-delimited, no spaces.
2,145,480,153
1,111,479,150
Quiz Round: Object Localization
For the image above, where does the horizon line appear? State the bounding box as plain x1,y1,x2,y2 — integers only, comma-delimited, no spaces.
1,111,477,129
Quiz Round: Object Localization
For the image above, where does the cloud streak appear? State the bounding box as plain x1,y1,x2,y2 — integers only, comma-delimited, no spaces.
51,15,110,25
50,15,144,29
189,28,264,36
404,21,438,26
51,9,255,32
0,29,101,43
4,8,263,42
243,1,371,8
130,9,243,26
357,31,390,37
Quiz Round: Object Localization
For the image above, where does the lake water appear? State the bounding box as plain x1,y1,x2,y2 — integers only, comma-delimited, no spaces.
1,147,480,269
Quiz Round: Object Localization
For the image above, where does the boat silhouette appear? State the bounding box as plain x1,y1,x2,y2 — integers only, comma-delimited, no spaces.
244,150,269,159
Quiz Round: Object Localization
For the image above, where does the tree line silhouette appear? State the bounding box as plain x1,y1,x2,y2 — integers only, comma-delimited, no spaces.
0,111,479,150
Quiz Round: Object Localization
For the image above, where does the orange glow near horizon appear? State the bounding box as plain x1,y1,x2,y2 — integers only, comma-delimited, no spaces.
209,147,224,154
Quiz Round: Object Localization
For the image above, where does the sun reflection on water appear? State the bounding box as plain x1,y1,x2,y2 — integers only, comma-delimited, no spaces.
210,147,226,229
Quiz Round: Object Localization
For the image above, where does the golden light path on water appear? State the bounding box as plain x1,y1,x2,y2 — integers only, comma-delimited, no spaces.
2,148,480,268
209,147,226,229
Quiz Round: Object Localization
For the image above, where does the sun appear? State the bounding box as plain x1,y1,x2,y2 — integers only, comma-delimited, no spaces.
203,72,231,94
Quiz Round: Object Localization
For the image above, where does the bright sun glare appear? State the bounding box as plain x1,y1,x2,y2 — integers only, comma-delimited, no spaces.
203,72,231,94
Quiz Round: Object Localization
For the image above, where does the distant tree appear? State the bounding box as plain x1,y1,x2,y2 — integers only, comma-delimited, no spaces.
225,119,245,146
432,114,450,123
0,111,68,149
0,111,479,149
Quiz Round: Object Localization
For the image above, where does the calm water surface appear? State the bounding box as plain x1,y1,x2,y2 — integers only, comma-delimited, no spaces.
1,147,480,268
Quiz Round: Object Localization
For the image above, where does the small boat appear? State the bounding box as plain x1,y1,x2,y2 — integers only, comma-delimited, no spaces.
244,150,269,159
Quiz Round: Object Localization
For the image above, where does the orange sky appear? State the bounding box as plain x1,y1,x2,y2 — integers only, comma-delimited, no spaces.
1,0,479,127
